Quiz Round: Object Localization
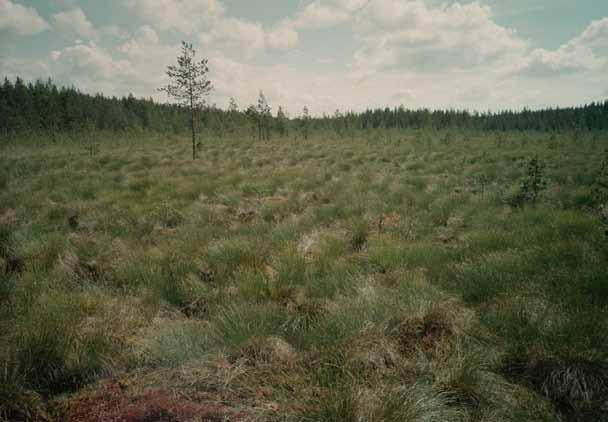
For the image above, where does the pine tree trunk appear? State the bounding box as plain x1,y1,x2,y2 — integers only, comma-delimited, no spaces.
190,101,196,160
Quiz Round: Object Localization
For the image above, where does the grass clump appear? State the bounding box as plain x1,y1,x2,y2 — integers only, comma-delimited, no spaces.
4,292,113,396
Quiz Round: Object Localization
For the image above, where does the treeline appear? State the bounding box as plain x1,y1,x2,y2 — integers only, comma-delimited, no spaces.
343,104,608,132
1,77,608,139
0,77,192,135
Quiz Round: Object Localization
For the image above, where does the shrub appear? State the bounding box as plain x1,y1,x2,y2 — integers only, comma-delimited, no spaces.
592,150,608,206
592,151,608,237
152,200,184,229
471,173,491,195
0,359,46,422
502,357,608,421
350,219,369,252
599,204,608,237
512,155,548,207
0,169,8,191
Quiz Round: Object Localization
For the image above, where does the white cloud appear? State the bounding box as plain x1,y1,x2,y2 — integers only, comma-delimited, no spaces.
116,26,180,96
99,24,128,40
521,47,599,77
51,42,133,81
267,20,299,50
292,1,351,29
518,17,608,76
0,0,49,35
287,0,370,30
274,0,528,75
267,0,361,49
52,8,97,40
125,0,225,33
352,1,526,72
578,17,608,57
200,17,266,58
126,0,295,56
118,25,161,55
333,0,369,13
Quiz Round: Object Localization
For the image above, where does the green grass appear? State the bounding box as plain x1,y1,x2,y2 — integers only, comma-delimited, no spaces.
1,130,607,421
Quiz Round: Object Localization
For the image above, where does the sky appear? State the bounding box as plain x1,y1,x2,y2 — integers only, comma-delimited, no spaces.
1,0,607,116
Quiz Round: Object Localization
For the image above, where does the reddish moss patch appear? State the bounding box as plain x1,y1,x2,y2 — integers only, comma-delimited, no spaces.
57,380,251,422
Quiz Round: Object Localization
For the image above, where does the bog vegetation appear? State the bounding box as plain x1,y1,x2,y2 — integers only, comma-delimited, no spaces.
1,74,608,422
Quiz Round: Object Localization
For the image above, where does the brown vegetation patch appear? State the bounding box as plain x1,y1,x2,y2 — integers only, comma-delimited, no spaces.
55,251,100,281
435,227,456,243
196,262,215,284
263,264,278,282
237,208,257,223
68,212,80,230
4,254,25,275
387,307,454,355
377,212,401,233
201,203,231,215
297,232,321,262
447,216,465,229
259,196,289,205
152,224,178,237
0,208,17,225
345,333,399,373
230,336,298,367
435,216,465,243
285,298,323,331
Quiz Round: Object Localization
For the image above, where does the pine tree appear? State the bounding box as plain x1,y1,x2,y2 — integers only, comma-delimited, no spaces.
228,97,238,113
0,78,11,135
246,105,261,141
276,106,288,138
333,109,345,138
256,91,271,141
518,155,548,206
593,150,608,206
301,106,310,140
159,41,213,159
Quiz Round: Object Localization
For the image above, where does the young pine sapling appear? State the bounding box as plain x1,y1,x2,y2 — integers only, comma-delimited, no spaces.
516,155,548,207
159,41,213,160
301,106,310,141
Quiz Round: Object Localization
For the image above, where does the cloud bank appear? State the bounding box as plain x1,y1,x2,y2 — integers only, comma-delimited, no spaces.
0,0,48,35
1,0,607,115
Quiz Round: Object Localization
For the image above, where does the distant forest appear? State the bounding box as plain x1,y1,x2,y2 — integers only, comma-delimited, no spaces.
1,77,608,138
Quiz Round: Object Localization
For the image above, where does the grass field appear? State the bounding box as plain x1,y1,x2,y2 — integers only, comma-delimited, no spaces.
1,131,608,421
